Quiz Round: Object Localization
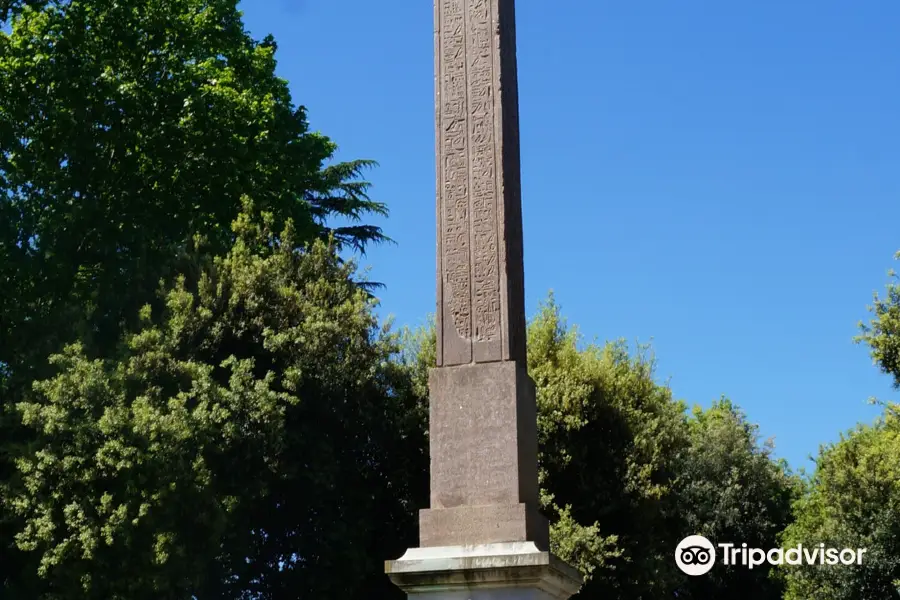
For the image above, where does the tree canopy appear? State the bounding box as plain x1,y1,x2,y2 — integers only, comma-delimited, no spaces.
778,252,900,599
0,0,387,391
858,251,900,389
525,299,799,600
1,0,390,594
10,208,425,599
780,404,900,600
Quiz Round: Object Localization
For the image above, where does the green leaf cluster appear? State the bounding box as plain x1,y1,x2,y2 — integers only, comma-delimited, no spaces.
1,1,391,593
857,251,900,389
0,0,386,389
778,250,900,599
10,211,425,598
780,405,900,600
678,399,801,599
527,296,799,599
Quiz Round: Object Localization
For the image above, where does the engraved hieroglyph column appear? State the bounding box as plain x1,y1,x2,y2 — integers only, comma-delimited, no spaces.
386,1,582,598
435,0,526,368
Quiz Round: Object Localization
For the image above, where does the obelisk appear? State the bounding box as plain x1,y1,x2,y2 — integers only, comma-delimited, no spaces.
386,0,582,598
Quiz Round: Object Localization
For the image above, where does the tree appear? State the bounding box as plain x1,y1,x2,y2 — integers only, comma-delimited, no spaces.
11,206,425,599
0,0,388,591
527,297,690,598
675,399,800,600
857,250,900,388
779,405,900,600
779,250,900,599
0,0,387,388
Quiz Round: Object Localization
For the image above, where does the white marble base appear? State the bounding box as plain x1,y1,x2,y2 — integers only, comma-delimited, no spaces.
385,542,582,599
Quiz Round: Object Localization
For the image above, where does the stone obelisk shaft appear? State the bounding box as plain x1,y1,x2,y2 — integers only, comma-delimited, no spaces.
420,0,546,550
386,2,582,596
435,0,526,368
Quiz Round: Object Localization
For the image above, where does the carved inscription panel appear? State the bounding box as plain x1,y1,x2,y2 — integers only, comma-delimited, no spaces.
466,0,501,357
439,0,472,362
436,0,524,366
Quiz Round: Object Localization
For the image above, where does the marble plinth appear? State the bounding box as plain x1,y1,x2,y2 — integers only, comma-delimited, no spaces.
385,542,582,599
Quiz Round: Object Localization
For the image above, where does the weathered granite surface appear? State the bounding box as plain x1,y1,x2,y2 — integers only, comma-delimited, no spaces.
420,362,547,549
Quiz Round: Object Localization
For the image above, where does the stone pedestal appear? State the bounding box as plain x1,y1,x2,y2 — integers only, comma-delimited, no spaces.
420,362,548,550
387,363,583,598
386,543,582,600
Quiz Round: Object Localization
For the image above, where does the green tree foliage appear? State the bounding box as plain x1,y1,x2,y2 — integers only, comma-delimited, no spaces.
676,399,800,599
10,208,425,599
780,405,900,600
0,0,386,392
779,251,900,599
0,0,388,591
527,297,689,598
857,251,900,388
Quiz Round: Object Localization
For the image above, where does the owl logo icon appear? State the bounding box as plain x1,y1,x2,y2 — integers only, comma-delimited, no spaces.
675,535,716,576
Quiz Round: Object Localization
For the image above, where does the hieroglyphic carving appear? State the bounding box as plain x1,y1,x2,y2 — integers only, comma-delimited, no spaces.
439,0,472,347
466,0,502,347
436,0,526,365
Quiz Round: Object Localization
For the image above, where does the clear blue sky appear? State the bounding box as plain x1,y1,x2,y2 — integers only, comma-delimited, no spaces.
239,1,899,471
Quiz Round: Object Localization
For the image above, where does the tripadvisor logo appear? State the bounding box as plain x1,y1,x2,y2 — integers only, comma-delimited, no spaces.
676,535,716,576
675,535,867,576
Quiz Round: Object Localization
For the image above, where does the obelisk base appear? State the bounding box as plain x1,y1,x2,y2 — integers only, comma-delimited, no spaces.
420,503,549,550
423,361,544,546
385,542,582,599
